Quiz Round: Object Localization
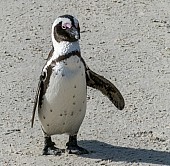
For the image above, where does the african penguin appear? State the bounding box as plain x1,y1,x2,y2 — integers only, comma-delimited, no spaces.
32,15,125,155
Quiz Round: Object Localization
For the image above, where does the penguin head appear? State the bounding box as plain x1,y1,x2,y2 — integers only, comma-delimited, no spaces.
52,15,80,43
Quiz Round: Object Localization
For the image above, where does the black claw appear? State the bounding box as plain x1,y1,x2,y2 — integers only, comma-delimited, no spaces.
66,135,89,155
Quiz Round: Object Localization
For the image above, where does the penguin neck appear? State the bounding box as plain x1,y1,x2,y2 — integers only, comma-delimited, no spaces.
52,39,80,59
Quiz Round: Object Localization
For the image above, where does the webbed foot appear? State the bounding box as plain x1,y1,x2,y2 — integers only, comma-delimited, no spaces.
43,136,62,155
66,135,89,155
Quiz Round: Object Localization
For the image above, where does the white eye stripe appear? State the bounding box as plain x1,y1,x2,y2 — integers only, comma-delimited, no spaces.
52,18,72,28
52,17,79,30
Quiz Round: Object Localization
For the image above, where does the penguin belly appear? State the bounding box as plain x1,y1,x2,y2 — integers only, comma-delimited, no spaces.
38,57,87,136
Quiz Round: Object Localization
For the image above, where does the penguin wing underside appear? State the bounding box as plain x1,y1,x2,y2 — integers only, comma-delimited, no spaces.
31,76,43,128
86,68,125,110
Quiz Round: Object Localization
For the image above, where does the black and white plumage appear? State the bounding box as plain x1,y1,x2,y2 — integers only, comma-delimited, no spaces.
31,15,125,155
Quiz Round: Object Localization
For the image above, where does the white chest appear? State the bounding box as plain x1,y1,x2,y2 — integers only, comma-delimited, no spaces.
38,56,87,136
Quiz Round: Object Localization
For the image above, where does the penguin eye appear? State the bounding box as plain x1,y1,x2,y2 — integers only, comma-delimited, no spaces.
62,23,72,29
62,25,67,29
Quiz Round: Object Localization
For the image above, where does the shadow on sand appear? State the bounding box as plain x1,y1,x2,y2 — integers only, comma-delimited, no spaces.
79,140,170,165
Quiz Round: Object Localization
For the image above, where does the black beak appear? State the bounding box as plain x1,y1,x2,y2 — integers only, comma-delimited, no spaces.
67,27,80,40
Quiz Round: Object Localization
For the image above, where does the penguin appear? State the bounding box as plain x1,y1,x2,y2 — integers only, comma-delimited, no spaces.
31,15,125,155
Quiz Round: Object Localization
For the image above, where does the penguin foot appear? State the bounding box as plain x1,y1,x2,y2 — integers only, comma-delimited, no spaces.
66,135,89,155
43,136,62,155
43,146,62,155
66,144,89,155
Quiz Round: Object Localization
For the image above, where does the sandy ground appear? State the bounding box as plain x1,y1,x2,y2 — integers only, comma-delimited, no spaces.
1,0,170,165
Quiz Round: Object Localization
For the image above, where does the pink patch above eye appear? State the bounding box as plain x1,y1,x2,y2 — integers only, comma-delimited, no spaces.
62,23,72,29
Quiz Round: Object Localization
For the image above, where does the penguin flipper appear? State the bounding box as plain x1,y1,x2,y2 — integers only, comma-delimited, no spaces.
31,76,43,128
86,68,125,110
31,48,54,128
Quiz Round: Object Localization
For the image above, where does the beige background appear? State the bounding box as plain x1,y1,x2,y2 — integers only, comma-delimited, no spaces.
0,0,170,165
